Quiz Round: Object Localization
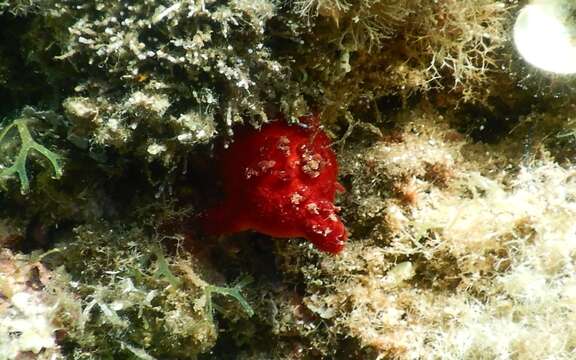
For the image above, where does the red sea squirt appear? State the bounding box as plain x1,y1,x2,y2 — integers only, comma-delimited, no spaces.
202,114,348,254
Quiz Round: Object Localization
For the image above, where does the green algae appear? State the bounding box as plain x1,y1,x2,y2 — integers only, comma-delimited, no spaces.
0,117,63,194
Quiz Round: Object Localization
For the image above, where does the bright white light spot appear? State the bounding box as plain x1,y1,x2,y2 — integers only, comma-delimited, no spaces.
514,1,576,74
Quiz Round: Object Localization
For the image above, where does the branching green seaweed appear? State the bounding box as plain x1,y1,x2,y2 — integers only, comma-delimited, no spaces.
204,275,255,318
151,244,254,317
0,117,63,193
151,244,183,289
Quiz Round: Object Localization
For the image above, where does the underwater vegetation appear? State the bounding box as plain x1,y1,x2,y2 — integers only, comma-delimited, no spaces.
1,224,254,359
0,116,63,194
3,0,576,359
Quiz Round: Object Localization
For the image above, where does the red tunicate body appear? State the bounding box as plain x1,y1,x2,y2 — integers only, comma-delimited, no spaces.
202,114,347,254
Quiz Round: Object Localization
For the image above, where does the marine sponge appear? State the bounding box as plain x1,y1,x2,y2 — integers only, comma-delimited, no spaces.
202,115,348,254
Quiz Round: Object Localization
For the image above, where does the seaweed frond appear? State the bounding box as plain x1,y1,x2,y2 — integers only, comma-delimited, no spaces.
205,275,255,318
0,117,63,194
